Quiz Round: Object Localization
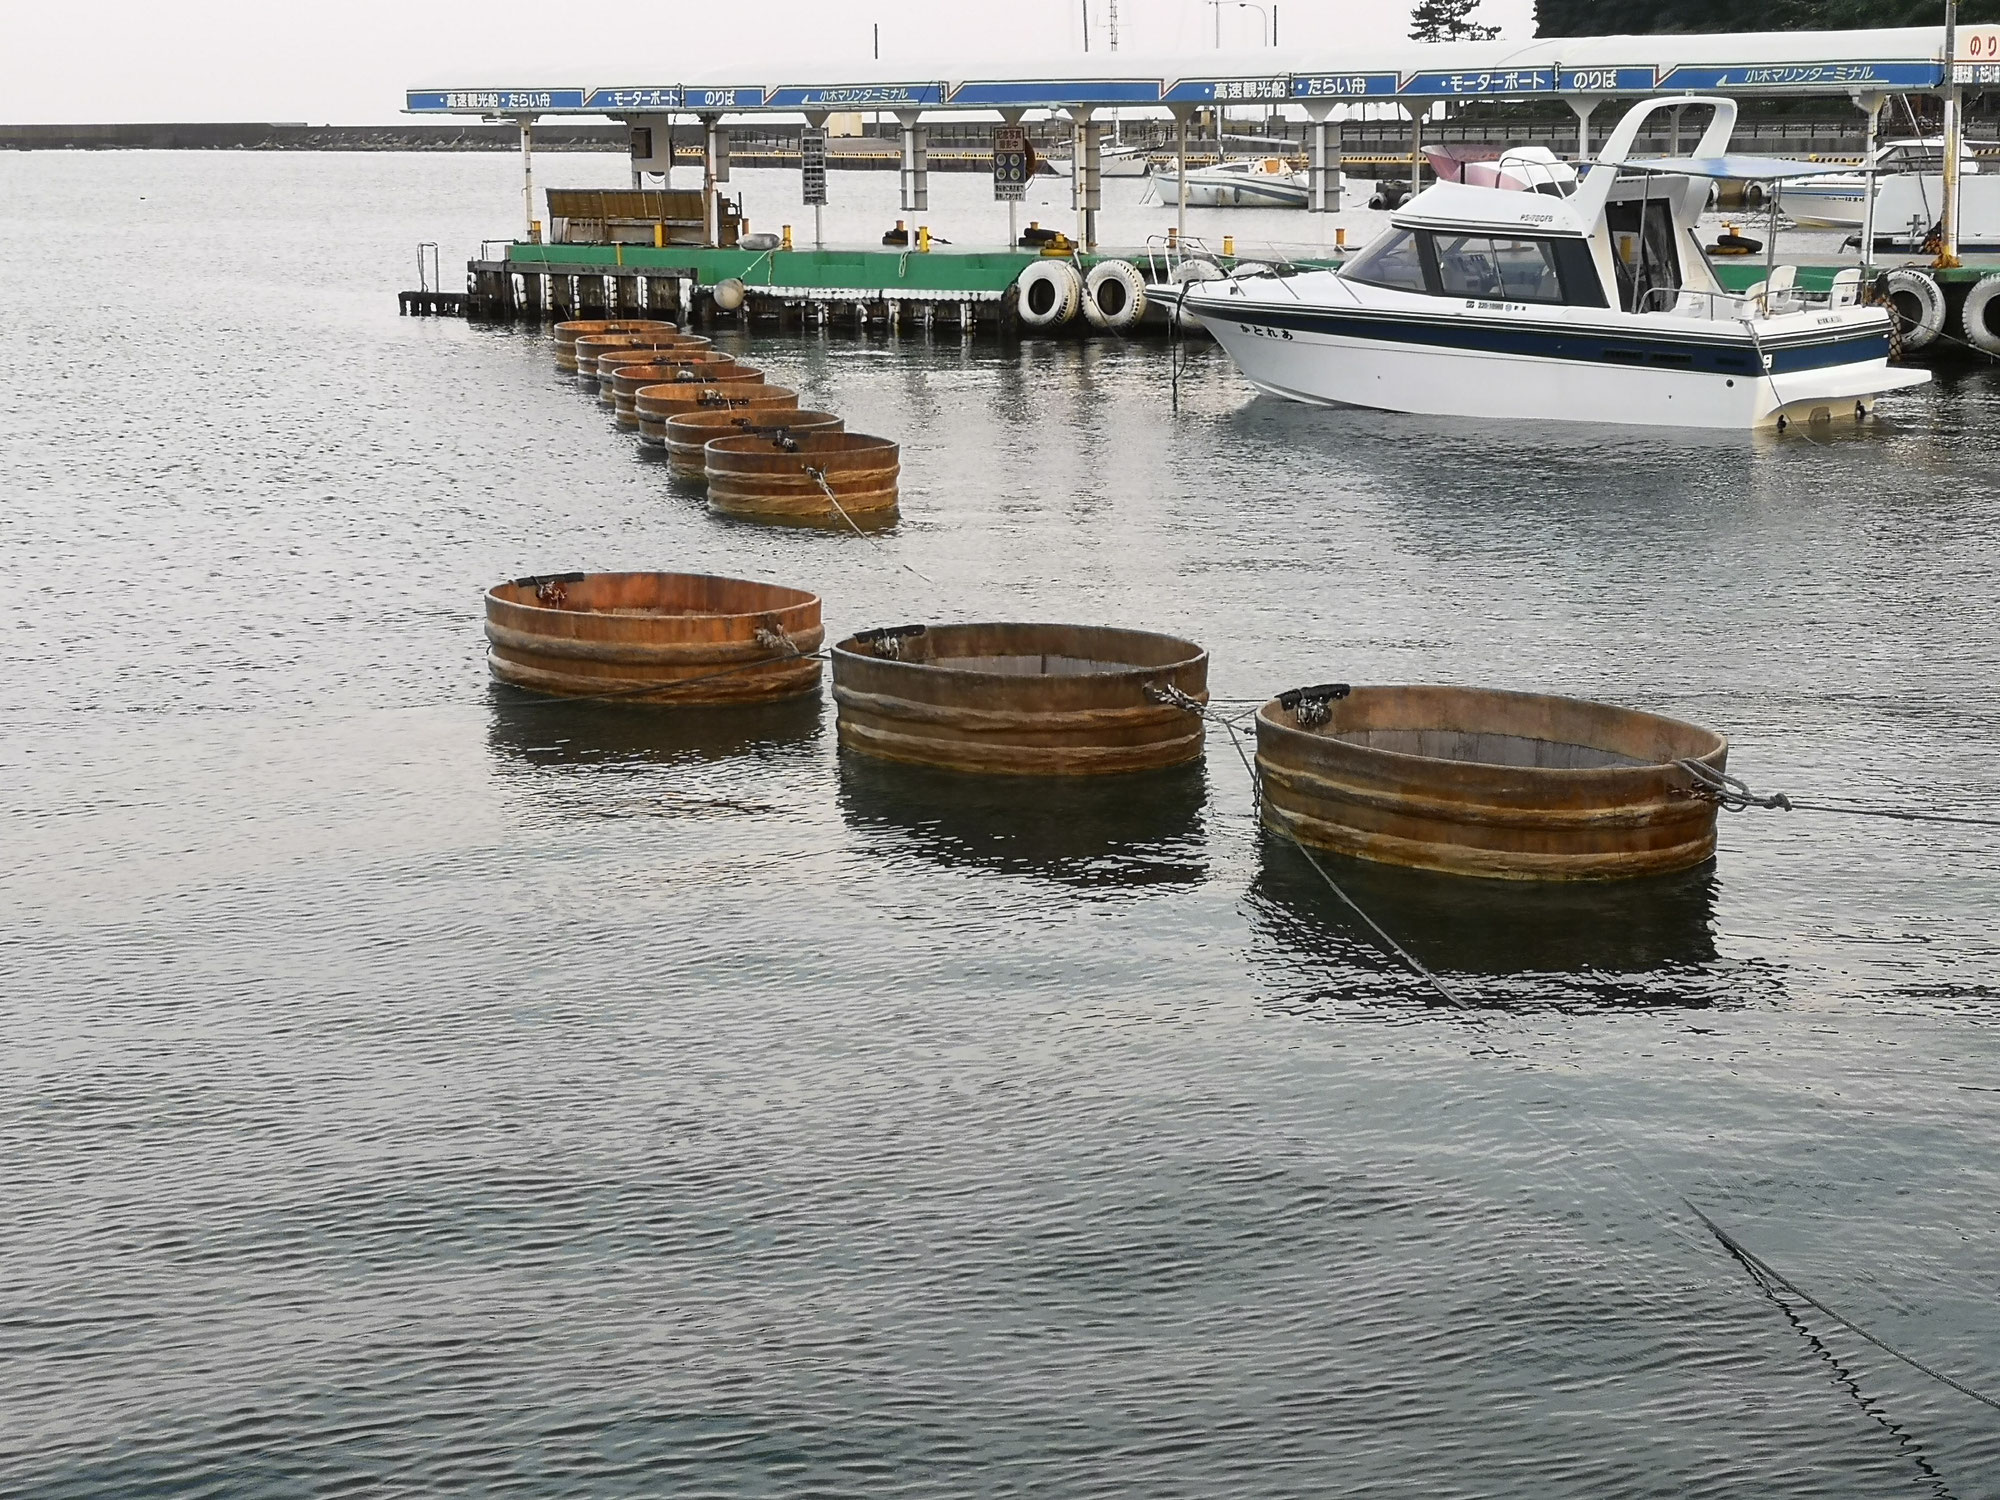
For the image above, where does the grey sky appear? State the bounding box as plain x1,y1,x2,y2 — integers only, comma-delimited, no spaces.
2,0,1534,123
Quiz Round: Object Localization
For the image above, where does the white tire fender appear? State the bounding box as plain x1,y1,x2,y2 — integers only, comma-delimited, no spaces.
1880,267,1945,351
1959,274,2000,355
1082,259,1148,331
1014,260,1082,329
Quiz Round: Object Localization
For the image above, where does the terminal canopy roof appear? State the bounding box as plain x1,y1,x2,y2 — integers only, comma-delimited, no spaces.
407,26,1956,117
1616,155,1862,180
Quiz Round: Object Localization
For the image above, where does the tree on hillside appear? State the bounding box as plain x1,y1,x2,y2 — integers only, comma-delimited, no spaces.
1412,0,1502,42
1536,0,2000,35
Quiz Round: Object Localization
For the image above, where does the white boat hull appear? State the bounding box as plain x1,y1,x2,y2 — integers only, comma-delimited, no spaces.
1183,277,1927,430
1149,169,1312,210
1785,174,2000,246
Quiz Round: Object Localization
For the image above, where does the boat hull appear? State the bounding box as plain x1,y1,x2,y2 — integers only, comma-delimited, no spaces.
1149,169,1310,209
1184,281,1928,430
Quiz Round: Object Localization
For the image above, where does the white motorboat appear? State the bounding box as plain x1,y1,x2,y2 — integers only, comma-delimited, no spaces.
1100,143,1157,178
1163,96,1927,431
1148,156,1313,209
1780,135,2000,247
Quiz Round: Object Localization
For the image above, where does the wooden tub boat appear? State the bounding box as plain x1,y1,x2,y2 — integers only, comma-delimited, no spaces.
554,319,675,374
590,346,731,401
665,409,843,480
608,357,755,425
572,330,707,385
1254,683,1728,881
705,432,899,522
831,622,1209,775
484,571,824,704
636,383,800,447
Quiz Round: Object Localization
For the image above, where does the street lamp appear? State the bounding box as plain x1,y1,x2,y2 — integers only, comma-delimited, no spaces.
1206,1,1270,46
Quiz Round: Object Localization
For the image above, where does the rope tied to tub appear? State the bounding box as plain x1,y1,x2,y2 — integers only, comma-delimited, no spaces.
1146,681,1473,1012
1677,758,2000,829
803,465,937,587
1278,681,1351,729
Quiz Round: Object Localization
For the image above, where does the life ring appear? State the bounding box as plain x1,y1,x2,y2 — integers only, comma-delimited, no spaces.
1879,267,1945,352
1082,260,1148,331
1014,260,1082,329
1960,274,2000,355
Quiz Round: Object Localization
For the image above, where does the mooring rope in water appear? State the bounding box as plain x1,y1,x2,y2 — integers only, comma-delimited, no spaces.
803,464,937,587
1146,682,1472,1011
1684,1197,2000,1417
1676,758,2000,830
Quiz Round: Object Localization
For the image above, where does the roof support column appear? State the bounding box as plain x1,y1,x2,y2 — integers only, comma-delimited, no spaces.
1303,101,1341,213
1170,104,1194,246
1069,107,1101,252
896,110,928,213
1402,101,1426,199
702,114,730,247
804,110,830,250
515,115,539,243
1566,96,1600,161
1940,0,1964,268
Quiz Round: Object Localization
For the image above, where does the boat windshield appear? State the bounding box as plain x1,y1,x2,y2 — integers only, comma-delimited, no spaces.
1341,228,1428,292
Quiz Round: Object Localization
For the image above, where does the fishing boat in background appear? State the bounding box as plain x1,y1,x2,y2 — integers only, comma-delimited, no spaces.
1147,155,1312,208
1780,134,2000,248
1160,95,1928,430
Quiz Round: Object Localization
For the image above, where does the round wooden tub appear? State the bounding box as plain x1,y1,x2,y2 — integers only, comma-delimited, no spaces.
589,344,726,398
636,383,800,447
665,409,844,480
573,330,706,385
1254,684,1729,881
831,622,1209,775
554,319,675,374
706,432,899,522
485,572,824,704
608,357,754,425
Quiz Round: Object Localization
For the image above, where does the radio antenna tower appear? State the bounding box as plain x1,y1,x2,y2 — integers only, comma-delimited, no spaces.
1107,0,1119,49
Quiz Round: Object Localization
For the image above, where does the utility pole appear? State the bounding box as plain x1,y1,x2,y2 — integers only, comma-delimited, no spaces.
1082,0,1090,52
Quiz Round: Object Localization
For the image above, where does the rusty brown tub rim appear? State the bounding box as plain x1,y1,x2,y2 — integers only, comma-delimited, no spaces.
635,377,787,410
1254,683,1728,781
707,431,899,462
555,318,677,343
665,408,844,440
487,570,820,624
832,621,1209,688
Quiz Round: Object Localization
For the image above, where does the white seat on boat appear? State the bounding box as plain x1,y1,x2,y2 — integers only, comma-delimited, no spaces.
1734,279,1768,318
1766,265,1800,314
1828,267,1863,308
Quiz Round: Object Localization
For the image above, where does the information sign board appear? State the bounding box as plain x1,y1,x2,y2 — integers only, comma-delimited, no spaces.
801,128,828,206
993,124,1029,202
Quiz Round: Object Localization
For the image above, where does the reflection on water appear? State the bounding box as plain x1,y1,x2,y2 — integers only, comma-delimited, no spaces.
838,754,1209,892
485,685,824,769
1247,835,1779,1015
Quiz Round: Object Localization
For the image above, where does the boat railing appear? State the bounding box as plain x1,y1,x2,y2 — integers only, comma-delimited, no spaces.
1637,269,1862,321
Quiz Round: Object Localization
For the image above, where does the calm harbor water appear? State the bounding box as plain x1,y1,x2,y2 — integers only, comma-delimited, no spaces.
5,150,2000,1497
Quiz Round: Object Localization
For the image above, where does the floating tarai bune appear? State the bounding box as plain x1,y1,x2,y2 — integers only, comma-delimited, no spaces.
484,571,824,705
705,432,900,522
1254,683,1728,880
572,330,708,384
635,381,800,446
597,351,745,409
553,319,675,374
665,408,844,480
831,622,1209,775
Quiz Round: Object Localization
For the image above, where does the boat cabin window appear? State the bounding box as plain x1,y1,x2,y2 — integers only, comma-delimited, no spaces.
1431,235,1564,303
1341,228,1429,293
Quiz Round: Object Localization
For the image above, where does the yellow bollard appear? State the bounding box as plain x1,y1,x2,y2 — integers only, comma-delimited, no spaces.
654,222,665,249
918,224,931,253
1167,226,1179,249
781,224,794,251
1222,234,1235,257
1335,227,1347,249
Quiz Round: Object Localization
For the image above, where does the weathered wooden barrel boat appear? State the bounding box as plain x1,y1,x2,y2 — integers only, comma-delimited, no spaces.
664,409,844,480
1254,683,1729,881
830,622,1209,775
589,343,724,396
484,571,825,704
705,432,900,522
573,330,706,385
635,382,801,447
554,319,675,374
608,357,756,425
